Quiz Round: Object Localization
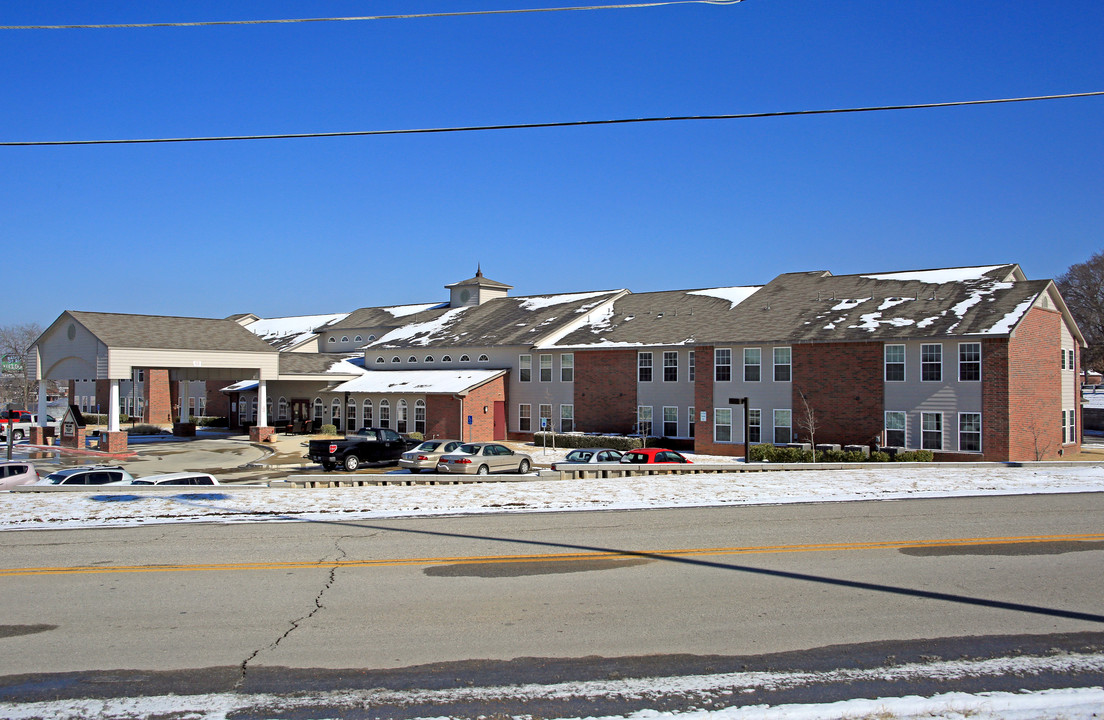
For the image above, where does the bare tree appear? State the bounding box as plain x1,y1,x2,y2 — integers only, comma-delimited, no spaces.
795,389,820,460
0,323,44,410
1024,415,1054,461
1056,251,1104,371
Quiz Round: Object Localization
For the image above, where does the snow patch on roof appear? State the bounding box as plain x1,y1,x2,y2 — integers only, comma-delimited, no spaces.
518,291,617,312
325,357,368,374
330,369,505,394
382,302,448,318
978,295,1036,335
861,266,1005,283
687,286,761,309
245,313,350,347
831,297,871,311
369,307,468,347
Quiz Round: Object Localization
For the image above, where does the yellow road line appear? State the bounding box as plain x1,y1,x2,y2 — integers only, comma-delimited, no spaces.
2,532,1102,578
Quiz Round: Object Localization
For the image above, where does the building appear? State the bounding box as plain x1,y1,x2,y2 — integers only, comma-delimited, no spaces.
32,264,1084,461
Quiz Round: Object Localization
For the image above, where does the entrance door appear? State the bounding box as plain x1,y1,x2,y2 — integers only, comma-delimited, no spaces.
290,399,310,432
493,401,507,441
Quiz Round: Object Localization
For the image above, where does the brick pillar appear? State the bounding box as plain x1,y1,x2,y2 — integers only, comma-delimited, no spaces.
59,427,86,450
99,431,128,453
250,425,275,442
144,369,172,424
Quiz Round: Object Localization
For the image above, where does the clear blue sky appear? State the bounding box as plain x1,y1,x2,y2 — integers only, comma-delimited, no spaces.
3,0,1102,327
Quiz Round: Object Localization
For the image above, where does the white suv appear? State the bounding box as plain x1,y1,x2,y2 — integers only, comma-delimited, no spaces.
37,465,134,486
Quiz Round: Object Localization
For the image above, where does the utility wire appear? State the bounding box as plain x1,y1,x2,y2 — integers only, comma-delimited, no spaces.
0,1,744,30
2,91,1100,147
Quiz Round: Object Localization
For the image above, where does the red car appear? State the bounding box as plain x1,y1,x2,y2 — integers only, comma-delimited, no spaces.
619,448,692,464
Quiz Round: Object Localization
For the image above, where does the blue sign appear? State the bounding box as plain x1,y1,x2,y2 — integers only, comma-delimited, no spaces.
467,415,473,425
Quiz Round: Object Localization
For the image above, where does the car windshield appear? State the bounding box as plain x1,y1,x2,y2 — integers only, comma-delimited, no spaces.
457,444,479,454
415,441,441,451
44,471,74,484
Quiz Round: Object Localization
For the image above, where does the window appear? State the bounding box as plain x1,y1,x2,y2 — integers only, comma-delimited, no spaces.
663,351,678,382
408,356,418,363
540,354,553,382
442,355,452,363
1061,349,1067,370
715,349,731,382
278,397,288,420
313,398,323,422
363,399,373,427
195,396,203,417
663,406,678,436
637,406,653,436
519,354,532,382
478,354,489,362
885,344,905,382
539,404,553,432
714,408,732,442
1068,409,1076,444
415,400,426,435
560,404,574,433
959,413,981,452
519,404,531,432
330,399,341,426
885,411,906,447
688,406,695,438
921,344,942,382
346,399,357,432
744,348,761,382
396,400,408,433
959,343,981,381
921,412,942,450
459,354,470,362
378,400,390,428
638,352,653,382
354,335,362,342
328,337,336,344
425,356,434,363
773,409,791,444
689,351,695,382
375,357,385,365
773,347,791,382
367,335,376,343
748,409,761,443
341,336,349,343
561,353,574,382
391,357,401,364
1062,410,1067,443
137,370,144,382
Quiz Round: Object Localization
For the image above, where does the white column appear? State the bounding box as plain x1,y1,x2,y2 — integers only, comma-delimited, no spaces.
179,381,189,423
108,380,121,433
37,382,47,426
257,380,268,427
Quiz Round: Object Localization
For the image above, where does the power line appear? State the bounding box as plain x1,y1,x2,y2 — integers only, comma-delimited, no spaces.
2,91,1100,147
0,1,745,30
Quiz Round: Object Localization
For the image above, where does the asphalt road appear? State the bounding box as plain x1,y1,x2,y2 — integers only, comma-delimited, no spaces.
1,494,1102,716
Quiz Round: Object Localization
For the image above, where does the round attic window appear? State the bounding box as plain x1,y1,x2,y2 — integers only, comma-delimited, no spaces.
460,289,471,304
67,324,76,340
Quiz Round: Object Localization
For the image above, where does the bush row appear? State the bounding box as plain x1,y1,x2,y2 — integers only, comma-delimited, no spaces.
748,445,934,463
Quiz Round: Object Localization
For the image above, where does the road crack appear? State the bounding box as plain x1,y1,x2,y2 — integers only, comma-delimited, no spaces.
236,536,350,688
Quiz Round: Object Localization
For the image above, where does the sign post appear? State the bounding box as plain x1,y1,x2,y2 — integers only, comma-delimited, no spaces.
467,414,473,443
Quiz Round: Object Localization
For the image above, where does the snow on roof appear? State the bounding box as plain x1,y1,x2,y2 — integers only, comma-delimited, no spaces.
329,369,506,395
860,265,1006,283
518,291,618,312
220,380,258,393
383,302,449,318
368,307,469,347
686,286,762,309
245,313,350,348
979,295,1036,335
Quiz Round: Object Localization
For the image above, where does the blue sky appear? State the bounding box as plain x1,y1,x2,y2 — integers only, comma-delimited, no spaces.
3,0,1102,327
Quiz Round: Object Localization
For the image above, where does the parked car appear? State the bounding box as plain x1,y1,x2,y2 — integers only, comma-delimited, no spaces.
399,439,464,473
620,448,692,464
0,461,40,490
436,443,533,475
36,465,135,485
308,427,419,472
551,447,624,471
130,472,220,486
0,412,60,441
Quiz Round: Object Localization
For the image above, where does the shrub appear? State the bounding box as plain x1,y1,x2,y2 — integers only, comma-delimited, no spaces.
319,424,338,436
869,451,891,462
195,416,229,428
128,424,165,436
842,450,867,463
749,444,774,462
772,446,807,463
894,450,934,462
821,449,847,463
405,431,424,442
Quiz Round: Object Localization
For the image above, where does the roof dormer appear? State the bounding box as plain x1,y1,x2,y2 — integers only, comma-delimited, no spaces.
445,266,512,308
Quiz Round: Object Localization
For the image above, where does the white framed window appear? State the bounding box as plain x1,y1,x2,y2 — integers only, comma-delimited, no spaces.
455,354,468,362
540,354,553,382
250,398,258,422
561,353,574,382
408,356,418,363
688,351,695,382
425,356,434,363
328,337,336,344
539,404,553,432
346,398,357,432
330,399,341,426
959,412,981,452
885,411,906,447
560,404,574,433
239,397,249,423
396,399,408,433
391,357,401,364
341,336,349,343
663,351,678,382
442,355,452,363
688,406,695,438
478,354,490,362
354,335,362,342
748,408,761,444
379,400,390,428
663,406,678,436
313,398,324,422
773,409,791,444
375,357,385,365
415,400,426,435
638,352,653,382
518,403,532,432
367,335,376,342
921,344,942,382
715,348,731,382
363,399,373,427
885,344,905,382
519,354,532,382
773,347,791,382
921,412,943,450
1068,409,1076,444
278,397,288,420
959,342,981,381
195,396,203,417
714,408,732,443
744,348,761,382
637,406,653,436
137,370,144,382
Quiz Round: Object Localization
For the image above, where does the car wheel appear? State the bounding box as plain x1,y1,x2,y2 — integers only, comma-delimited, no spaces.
343,455,361,472
12,429,24,441
321,462,336,472
518,459,531,473
477,464,490,475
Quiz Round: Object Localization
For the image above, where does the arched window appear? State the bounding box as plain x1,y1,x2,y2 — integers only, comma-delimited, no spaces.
341,336,349,343
266,397,273,423
379,400,390,428
367,335,376,342
442,355,452,362
313,398,324,423
424,356,434,363
328,337,336,344
408,356,418,363
375,357,385,365
346,398,357,432
330,399,342,428
278,397,288,420
459,354,470,362
238,396,250,424
250,398,258,422
415,399,426,435
363,399,373,427
354,335,362,342
396,399,408,433
391,357,401,364
478,354,489,362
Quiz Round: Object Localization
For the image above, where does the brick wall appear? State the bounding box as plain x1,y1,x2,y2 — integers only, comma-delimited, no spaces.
981,338,1011,461
144,369,172,424
792,342,884,447
424,375,506,443
1006,307,1065,460
693,345,739,456
575,349,637,434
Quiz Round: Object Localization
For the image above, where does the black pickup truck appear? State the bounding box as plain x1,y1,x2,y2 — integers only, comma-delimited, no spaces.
308,427,418,472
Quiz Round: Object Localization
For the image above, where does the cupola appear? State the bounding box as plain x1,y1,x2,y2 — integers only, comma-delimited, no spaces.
445,266,512,308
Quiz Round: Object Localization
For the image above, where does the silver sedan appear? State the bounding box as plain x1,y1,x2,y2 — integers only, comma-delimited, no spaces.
399,439,464,473
436,443,533,475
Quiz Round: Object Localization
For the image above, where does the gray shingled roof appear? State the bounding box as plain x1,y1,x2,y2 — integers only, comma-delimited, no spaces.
367,290,624,349
278,352,364,375
67,311,277,353
325,303,450,333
